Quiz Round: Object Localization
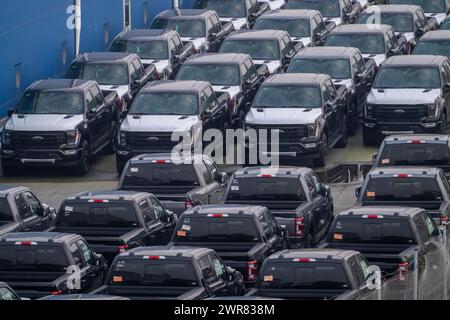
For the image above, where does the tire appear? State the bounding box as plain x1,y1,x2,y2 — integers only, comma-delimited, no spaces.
348,101,361,136
440,113,447,134
336,116,348,148
104,122,118,155
363,126,378,147
75,142,90,175
313,134,327,167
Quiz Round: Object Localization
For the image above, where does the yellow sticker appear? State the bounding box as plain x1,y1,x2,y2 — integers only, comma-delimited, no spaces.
382,159,390,164
264,275,273,282
333,233,343,240
113,276,123,283
367,191,376,197
177,230,187,237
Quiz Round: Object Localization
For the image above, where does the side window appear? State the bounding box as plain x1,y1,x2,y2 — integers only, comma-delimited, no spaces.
306,176,318,198
326,80,336,100
0,287,19,300
351,57,359,76
240,64,249,81
77,240,95,266
388,30,397,48
210,254,228,282
204,87,217,108
258,213,273,239
322,85,332,103
206,18,214,35
413,213,430,243
244,59,258,82
132,60,144,79
199,162,214,184
442,62,450,84
263,210,278,239
349,256,365,287
311,17,318,34
139,199,155,224
210,15,221,33
314,15,325,33
282,36,295,57
248,0,259,14
90,86,102,104
129,63,138,81
199,255,216,285
150,197,165,221
69,242,85,267
355,52,365,72
86,91,96,111
416,11,427,28
14,193,33,220
169,39,177,57
204,158,220,182
173,35,183,53
22,192,42,216
200,92,209,112
357,255,372,281
424,214,437,236
310,173,324,196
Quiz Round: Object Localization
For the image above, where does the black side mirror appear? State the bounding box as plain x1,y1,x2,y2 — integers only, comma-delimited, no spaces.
201,110,211,121
41,204,52,217
87,109,97,119
220,172,227,184
355,186,362,198
7,108,14,117
324,101,333,112
355,73,364,82
95,95,104,105
323,185,331,198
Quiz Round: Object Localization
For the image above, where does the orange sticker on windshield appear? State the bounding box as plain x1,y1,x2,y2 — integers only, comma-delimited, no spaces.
382,159,390,164
177,230,187,237
367,191,376,197
113,276,123,283
264,275,273,282
334,233,343,240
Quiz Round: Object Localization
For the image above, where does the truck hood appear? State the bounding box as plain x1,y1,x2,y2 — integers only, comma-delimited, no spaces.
332,78,353,90
246,107,322,125
99,85,130,99
258,0,286,10
139,59,170,73
292,37,312,47
5,114,84,131
180,37,206,51
427,12,446,25
121,115,200,132
362,53,386,67
367,88,441,105
253,60,282,74
326,17,343,26
212,85,241,99
220,17,248,30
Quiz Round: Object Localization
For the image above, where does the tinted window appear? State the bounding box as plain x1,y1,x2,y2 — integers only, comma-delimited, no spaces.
139,200,154,224
121,40,169,60
253,18,311,38
253,85,322,108
378,143,450,167
414,41,450,60
220,39,281,60
325,34,386,54
200,0,247,18
390,0,446,13
0,199,13,224
373,66,441,89
77,240,95,265
288,58,352,79
357,13,414,33
129,93,199,115
14,194,32,220
81,64,129,85
177,64,241,86
0,245,69,272
0,287,19,300
287,0,341,17
151,18,206,38
16,91,84,115
174,216,261,242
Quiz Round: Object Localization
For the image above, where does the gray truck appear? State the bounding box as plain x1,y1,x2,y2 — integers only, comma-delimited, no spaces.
117,153,227,216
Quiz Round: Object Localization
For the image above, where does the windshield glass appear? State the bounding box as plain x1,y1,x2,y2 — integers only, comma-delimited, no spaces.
220,39,281,60
391,0,446,13
362,177,443,202
16,91,84,115
253,19,311,38
288,58,351,79
177,64,241,86
81,63,129,85
110,259,198,287
129,93,199,115
414,41,450,59
254,85,322,108
357,13,414,33
174,216,261,242
329,217,416,245
122,40,168,60
258,262,350,290
287,0,341,17
325,34,386,54
201,0,247,18
378,143,450,167
151,18,206,38
373,66,441,89
122,163,200,187
0,245,69,272
57,203,139,228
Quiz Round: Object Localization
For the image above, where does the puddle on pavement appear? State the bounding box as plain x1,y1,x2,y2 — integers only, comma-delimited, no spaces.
315,163,373,184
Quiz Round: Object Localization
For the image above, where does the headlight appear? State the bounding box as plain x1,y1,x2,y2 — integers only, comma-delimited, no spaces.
118,131,127,146
2,130,11,145
307,123,320,138
428,103,439,117
67,130,80,147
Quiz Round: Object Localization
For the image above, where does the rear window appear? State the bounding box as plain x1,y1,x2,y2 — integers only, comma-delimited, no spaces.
122,164,200,187
362,177,443,202
0,245,69,272
174,216,261,242
110,259,198,287
226,178,307,202
0,198,13,223
57,203,139,228
378,143,450,167
259,261,350,290
330,217,416,245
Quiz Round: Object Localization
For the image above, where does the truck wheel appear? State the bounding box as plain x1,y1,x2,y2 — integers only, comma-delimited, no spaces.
104,122,117,155
313,134,327,167
363,126,378,146
75,142,90,175
348,102,360,136
336,116,348,148
440,114,447,134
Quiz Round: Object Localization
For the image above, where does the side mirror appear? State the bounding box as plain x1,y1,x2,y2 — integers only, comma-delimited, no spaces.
220,172,227,184
444,83,450,93
324,101,333,112
323,185,331,198
173,54,181,61
87,109,97,119
95,95,104,105
73,257,81,266
372,152,378,164
201,110,211,121
355,186,362,199
226,266,235,281
7,108,14,118
355,73,364,82
41,204,52,217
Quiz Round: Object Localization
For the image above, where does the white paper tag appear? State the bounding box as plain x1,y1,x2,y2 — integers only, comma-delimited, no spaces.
231,186,239,191
130,167,139,173
182,225,191,231
65,206,74,212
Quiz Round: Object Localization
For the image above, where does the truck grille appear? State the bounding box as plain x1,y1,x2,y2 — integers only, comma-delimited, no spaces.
11,131,68,149
246,125,308,143
371,105,428,122
126,132,183,151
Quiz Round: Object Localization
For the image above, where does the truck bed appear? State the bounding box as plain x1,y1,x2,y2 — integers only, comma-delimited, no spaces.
247,288,350,300
92,285,205,300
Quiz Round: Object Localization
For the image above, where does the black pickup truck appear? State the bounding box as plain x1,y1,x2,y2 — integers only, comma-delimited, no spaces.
0,185,56,237
118,154,227,216
176,53,267,128
0,232,107,299
91,247,245,299
356,167,450,227
246,249,377,300
169,205,289,286
223,167,334,248
47,191,177,263
150,9,234,53
322,206,447,298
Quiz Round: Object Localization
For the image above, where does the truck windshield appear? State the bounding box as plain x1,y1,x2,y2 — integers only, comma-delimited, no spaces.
81,63,129,86
174,216,261,242
0,245,69,272
129,93,199,115
258,261,349,290
226,177,307,202
414,41,450,60
110,259,198,287
287,0,341,17
391,0,446,13
15,91,84,115
122,163,200,187
362,177,443,202
329,217,416,245
220,39,281,60
325,34,386,54
253,85,322,108
378,144,450,167
253,18,311,38
0,199,13,225
177,64,241,86
121,40,169,60
151,18,206,38
57,203,139,228
288,58,351,79
198,0,247,18
357,13,414,33
373,67,441,89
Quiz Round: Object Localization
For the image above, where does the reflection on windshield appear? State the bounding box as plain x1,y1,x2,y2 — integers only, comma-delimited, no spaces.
288,58,351,79
124,40,168,60
220,39,280,60
16,91,84,115
253,19,311,38
373,67,441,89
151,18,206,38
287,0,340,17
254,85,322,108
199,0,246,18
325,34,386,54
414,41,450,59
129,93,199,115
391,0,446,13
357,13,414,33
177,64,240,86
82,64,129,85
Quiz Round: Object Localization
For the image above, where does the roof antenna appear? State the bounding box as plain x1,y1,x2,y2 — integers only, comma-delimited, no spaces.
173,0,181,16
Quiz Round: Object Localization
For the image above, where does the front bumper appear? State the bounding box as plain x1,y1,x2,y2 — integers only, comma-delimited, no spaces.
1,147,83,167
363,118,443,135
245,138,323,160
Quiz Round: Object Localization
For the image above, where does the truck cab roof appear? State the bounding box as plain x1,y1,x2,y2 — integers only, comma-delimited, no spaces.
113,29,178,42
338,206,425,218
27,79,95,93
0,232,80,244
257,9,321,20
121,246,214,259
185,53,251,65
383,134,450,145
182,204,268,216
72,52,138,65
0,185,29,197
127,153,210,164
226,29,289,41
382,55,449,67
233,166,311,179
294,46,360,59
332,24,393,35
263,73,331,86
66,190,151,202
420,30,450,41
268,249,360,262
140,80,210,94
155,9,216,20
368,167,442,178
365,4,422,14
